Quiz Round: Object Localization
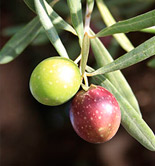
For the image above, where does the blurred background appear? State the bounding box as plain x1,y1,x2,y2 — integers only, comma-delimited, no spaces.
0,0,155,165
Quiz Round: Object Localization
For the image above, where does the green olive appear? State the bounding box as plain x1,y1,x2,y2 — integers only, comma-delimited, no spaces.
30,57,81,106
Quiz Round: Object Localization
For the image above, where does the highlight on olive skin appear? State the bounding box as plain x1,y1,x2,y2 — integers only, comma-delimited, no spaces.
29,57,81,106
69,85,121,143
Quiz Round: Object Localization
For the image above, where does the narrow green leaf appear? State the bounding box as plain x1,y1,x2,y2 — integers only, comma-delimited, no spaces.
80,33,90,76
67,0,84,47
96,0,134,52
147,58,155,68
44,0,77,35
105,0,154,6
90,36,155,76
25,0,77,35
24,0,53,12
87,66,155,151
2,24,25,36
0,0,77,64
141,26,155,34
96,10,155,37
31,28,49,46
89,29,141,116
0,17,41,64
34,0,69,58
24,0,36,12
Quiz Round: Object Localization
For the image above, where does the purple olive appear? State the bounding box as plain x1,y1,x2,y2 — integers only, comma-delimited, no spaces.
70,85,121,143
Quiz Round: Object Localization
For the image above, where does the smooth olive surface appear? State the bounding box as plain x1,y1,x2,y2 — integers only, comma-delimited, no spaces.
70,85,121,143
30,57,81,106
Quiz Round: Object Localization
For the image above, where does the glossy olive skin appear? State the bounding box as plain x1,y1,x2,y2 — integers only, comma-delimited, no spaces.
30,57,81,106
70,85,121,143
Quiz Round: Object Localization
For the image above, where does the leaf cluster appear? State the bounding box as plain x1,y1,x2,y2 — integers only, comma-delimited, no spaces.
0,0,155,151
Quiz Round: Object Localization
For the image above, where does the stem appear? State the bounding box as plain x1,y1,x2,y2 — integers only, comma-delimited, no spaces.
81,83,89,91
84,3,91,34
79,1,94,90
84,3,95,38
84,72,89,87
74,54,81,64
86,72,93,77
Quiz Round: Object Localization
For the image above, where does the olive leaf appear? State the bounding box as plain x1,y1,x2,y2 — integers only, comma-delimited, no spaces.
67,0,84,47
96,0,134,52
80,33,90,77
0,0,78,64
141,26,155,34
87,66,155,151
0,17,41,64
89,29,141,116
44,0,77,35
2,24,25,36
96,9,155,37
31,27,49,46
147,58,155,68
34,0,69,58
24,0,36,12
89,36,155,76
24,0,53,12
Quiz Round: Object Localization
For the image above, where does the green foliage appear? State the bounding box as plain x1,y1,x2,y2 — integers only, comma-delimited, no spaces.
0,17,41,64
96,10,155,37
90,36,155,76
80,33,90,76
1,0,155,151
147,58,155,68
24,0,53,12
89,29,141,115
44,0,77,35
67,0,84,47
34,0,68,58
2,25,25,36
96,0,134,52
141,26,155,34
0,0,75,63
